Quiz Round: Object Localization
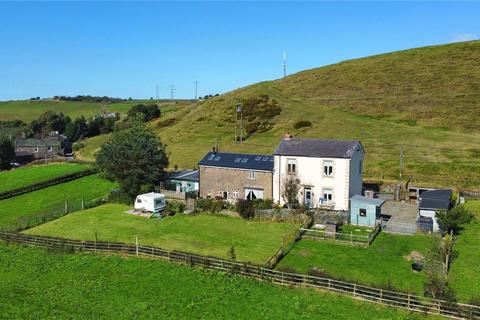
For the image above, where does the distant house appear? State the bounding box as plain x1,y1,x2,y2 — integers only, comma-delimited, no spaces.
418,189,452,233
15,132,67,161
273,134,364,211
350,195,384,227
164,170,199,193
198,152,274,200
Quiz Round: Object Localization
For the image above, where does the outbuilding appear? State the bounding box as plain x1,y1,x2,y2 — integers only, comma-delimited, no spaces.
349,195,384,227
418,189,452,233
134,192,166,213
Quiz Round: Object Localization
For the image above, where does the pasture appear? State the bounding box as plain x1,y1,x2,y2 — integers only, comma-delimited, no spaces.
0,243,436,319
0,174,116,229
276,233,434,295
0,162,91,194
24,203,298,265
450,200,480,302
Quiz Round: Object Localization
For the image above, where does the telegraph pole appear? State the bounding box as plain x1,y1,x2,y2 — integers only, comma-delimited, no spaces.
194,81,199,100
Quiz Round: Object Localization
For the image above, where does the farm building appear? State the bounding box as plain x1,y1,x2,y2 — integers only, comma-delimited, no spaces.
164,170,199,193
273,134,364,211
417,189,452,233
198,152,274,200
349,195,384,227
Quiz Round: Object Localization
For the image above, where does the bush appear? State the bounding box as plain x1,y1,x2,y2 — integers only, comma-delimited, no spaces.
165,200,185,216
108,189,133,205
195,198,225,213
72,142,85,151
252,199,273,210
236,199,255,219
437,206,474,235
294,120,312,129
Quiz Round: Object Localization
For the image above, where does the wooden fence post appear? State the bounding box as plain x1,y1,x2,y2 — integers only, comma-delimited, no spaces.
407,294,411,310
353,284,356,297
64,201,68,214
81,198,85,210
135,236,138,256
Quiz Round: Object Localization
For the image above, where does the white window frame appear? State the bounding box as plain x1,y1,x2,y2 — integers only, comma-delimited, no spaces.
233,190,239,199
47,146,53,152
34,146,39,153
323,160,334,177
322,188,334,203
248,170,256,180
287,158,297,174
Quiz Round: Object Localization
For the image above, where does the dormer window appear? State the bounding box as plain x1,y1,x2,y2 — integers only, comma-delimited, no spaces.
323,160,333,176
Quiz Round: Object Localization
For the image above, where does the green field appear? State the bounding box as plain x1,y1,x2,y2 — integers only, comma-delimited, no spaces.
0,174,116,229
24,204,297,265
0,163,91,194
276,234,434,295
0,99,190,122
0,243,436,320
450,201,480,301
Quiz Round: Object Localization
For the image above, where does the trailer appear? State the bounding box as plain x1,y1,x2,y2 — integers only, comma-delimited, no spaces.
134,192,166,214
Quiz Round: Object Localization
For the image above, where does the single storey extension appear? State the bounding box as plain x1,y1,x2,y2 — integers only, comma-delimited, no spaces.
198,152,274,201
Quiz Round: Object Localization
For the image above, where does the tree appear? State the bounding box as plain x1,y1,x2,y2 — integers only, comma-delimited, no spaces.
436,206,473,235
65,116,88,142
96,121,169,199
0,138,15,170
30,111,71,136
282,176,300,209
127,104,161,122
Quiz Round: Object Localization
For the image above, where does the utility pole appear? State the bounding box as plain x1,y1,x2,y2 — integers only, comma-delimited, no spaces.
155,84,160,100
283,51,287,78
169,84,176,100
194,81,199,100
396,144,404,201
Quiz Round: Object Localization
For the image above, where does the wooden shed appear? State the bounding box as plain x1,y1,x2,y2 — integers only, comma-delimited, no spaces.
349,195,385,227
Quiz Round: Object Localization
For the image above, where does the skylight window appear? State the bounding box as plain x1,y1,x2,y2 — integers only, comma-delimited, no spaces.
241,158,248,163
255,156,262,161
234,158,241,163
207,155,215,161
262,157,269,161
214,156,221,161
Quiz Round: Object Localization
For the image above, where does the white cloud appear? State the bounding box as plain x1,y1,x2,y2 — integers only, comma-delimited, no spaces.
451,33,478,43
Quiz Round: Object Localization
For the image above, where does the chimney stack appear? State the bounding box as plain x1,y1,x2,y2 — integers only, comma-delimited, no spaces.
284,132,293,140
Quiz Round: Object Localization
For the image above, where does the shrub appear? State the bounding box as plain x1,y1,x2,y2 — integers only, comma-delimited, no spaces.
252,199,273,210
165,200,185,216
437,206,474,235
72,142,85,151
293,120,312,129
236,199,255,219
108,189,133,205
195,198,225,213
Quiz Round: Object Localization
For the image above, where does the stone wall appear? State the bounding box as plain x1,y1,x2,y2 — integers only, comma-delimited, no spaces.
199,166,273,200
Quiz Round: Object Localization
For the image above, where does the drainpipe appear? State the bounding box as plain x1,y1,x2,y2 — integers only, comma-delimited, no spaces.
278,156,281,205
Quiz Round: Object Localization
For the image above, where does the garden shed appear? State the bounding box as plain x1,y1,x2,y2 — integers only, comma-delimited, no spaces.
350,195,385,227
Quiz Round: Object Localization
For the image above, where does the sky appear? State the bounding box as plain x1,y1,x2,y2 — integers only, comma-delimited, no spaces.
0,1,479,100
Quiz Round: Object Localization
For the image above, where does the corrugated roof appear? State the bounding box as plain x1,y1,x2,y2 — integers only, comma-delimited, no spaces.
273,138,362,158
350,195,385,206
198,152,274,171
419,189,452,210
166,170,199,182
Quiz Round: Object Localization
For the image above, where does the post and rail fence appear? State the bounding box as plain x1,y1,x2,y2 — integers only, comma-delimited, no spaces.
1,231,479,320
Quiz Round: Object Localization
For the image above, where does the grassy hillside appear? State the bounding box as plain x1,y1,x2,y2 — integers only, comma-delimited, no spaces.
0,244,437,319
0,99,192,122
0,163,91,194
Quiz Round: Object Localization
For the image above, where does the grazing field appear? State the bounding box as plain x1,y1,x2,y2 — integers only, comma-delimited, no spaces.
0,99,190,122
0,174,116,229
0,163,91,194
0,244,436,320
24,204,298,265
276,233,434,295
450,201,480,302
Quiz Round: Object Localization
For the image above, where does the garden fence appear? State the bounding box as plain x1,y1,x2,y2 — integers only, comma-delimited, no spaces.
0,168,98,201
300,223,381,247
1,232,479,320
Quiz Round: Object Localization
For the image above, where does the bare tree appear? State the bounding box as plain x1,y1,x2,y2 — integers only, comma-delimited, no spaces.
282,176,300,209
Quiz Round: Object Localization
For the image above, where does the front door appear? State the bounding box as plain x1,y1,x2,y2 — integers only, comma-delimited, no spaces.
304,188,312,208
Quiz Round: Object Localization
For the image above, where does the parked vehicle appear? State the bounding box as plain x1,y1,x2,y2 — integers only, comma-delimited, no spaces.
134,192,166,213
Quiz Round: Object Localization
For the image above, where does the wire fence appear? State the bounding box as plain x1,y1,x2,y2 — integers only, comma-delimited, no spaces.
300,223,382,247
0,232,479,320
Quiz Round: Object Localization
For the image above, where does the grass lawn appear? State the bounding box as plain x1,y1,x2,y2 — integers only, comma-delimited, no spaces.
276,233,434,295
0,244,437,320
24,203,298,265
0,163,91,194
450,200,480,302
0,174,116,229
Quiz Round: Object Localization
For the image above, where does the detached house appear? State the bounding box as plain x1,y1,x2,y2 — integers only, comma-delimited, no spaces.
15,132,67,161
272,135,364,211
198,152,274,200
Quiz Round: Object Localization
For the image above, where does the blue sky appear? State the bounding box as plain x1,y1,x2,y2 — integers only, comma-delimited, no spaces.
0,1,479,100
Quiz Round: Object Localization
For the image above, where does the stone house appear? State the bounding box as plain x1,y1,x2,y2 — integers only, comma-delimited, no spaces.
15,133,67,161
198,152,274,201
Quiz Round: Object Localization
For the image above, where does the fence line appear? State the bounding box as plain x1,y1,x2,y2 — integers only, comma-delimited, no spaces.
264,223,306,269
300,223,382,247
1,232,478,319
0,169,98,200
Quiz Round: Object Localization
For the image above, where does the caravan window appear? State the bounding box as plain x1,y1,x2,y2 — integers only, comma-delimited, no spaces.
154,198,164,207
136,198,142,204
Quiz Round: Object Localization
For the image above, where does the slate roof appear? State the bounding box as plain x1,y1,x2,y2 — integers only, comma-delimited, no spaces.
273,138,363,158
166,170,199,182
15,136,62,147
198,152,274,171
350,195,385,207
419,189,452,210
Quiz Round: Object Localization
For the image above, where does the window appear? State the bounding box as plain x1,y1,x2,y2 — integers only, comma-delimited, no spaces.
233,190,239,199
359,208,367,217
323,189,333,202
34,146,39,153
359,160,363,175
323,160,333,176
248,171,256,180
287,159,296,174
47,146,53,152
136,198,142,204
